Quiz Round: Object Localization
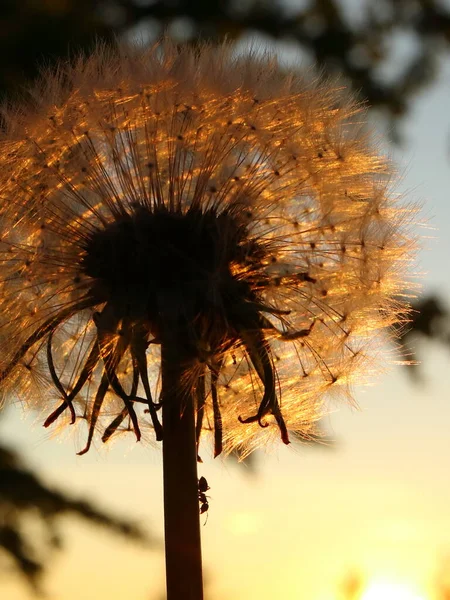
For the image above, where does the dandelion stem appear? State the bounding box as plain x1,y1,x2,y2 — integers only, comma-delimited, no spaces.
161,336,203,600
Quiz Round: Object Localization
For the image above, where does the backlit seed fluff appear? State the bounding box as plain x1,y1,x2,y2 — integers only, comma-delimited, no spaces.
0,41,414,457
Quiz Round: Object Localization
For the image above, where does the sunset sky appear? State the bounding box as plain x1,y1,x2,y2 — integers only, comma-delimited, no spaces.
2,18,450,600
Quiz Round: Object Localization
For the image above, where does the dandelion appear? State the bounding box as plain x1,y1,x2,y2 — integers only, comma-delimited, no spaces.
0,40,413,599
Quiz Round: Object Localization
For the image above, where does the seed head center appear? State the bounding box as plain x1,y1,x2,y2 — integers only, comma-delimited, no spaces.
81,206,260,332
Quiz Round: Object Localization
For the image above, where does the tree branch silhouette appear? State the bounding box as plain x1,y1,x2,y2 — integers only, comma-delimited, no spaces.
2,0,450,132
0,444,154,595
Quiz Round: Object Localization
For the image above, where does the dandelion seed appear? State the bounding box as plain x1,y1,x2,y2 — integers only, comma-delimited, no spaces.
0,40,413,458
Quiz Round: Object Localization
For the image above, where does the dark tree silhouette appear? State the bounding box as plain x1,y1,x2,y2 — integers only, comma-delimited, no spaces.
2,0,450,128
2,2,445,371
1,3,448,350
0,2,446,592
0,443,153,595
398,295,450,378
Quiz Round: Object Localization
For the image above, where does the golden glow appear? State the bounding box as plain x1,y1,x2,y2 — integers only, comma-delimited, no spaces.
226,511,262,535
0,40,414,458
361,582,426,600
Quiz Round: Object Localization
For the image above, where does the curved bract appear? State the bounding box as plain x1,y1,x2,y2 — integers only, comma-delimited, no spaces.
0,41,413,457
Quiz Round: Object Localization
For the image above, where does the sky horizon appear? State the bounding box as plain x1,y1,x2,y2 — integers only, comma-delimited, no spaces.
2,25,450,600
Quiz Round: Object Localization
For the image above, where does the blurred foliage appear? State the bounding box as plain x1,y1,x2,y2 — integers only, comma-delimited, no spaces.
0,443,153,595
1,1,449,354
399,295,450,379
0,0,447,592
1,0,450,133
0,2,447,364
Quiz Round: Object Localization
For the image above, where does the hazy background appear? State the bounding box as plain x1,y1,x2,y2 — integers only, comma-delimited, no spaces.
1,1,450,599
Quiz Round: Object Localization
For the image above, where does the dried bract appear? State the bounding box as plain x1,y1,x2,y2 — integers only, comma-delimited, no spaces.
0,41,413,456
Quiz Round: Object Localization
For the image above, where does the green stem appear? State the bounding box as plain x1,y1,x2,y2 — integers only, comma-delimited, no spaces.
161,338,204,600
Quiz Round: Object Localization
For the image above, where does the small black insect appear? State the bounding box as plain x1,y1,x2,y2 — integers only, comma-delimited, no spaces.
198,476,210,517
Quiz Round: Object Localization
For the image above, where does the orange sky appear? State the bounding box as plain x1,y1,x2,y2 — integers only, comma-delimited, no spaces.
2,347,450,600
3,28,450,600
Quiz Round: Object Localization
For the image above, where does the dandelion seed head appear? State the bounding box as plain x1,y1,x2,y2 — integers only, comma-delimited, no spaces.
0,40,415,456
